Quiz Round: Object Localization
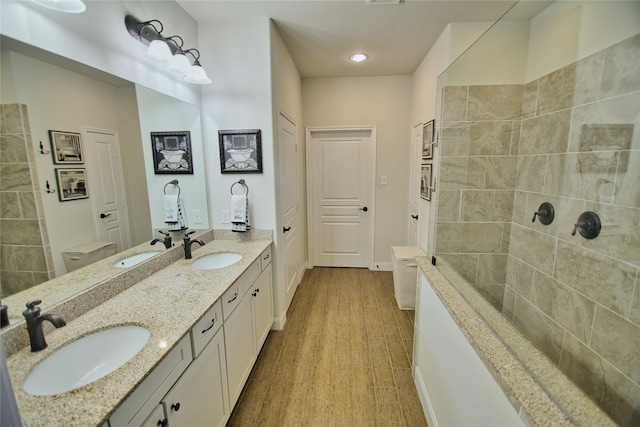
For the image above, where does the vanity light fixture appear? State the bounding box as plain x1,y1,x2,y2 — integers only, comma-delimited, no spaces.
125,15,212,85
349,53,369,63
30,0,86,13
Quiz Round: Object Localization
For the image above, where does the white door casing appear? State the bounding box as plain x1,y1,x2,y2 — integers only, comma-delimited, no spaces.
84,129,131,252
278,111,300,311
408,122,423,246
307,128,375,268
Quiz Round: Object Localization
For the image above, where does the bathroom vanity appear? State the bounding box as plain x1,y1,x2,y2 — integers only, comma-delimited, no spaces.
5,231,273,427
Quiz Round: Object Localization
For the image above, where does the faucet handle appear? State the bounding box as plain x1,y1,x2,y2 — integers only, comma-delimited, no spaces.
25,300,42,310
158,230,170,238
184,230,195,239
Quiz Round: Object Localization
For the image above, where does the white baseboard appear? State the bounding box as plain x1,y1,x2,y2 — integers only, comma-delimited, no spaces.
370,262,393,271
271,311,286,331
414,365,437,427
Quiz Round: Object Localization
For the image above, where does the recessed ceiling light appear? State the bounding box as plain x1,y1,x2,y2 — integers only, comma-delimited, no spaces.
349,53,368,63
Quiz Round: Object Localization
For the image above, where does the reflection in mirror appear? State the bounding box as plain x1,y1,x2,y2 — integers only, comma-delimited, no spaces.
432,2,639,424
0,37,208,327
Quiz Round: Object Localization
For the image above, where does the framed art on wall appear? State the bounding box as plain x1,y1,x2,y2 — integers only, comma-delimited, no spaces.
49,130,84,164
218,129,263,173
55,168,88,201
420,163,432,201
422,120,435,159
151,131,193,174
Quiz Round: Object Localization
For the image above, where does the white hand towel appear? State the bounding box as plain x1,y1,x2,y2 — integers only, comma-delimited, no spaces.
164,195,179,223
166,195,188,231
231,194,250,232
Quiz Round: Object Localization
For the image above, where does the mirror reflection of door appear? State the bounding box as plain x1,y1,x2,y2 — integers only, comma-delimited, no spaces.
85,129,131,253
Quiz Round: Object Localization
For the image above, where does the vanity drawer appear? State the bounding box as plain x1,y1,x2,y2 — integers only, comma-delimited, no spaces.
222,259,260,320
110,334,192,427
260,246,272,270
191,299,222,358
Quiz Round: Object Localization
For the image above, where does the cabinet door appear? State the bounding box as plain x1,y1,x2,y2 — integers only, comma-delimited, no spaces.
163,328,229,427
252,264,273,351
224,293,255,408
140,404,166,427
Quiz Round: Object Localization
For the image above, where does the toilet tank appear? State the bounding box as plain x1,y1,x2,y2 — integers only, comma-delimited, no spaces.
62,242,117,272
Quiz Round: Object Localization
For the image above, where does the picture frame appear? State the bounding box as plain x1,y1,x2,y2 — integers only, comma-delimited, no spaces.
55,168,89,202
49,130,84,164
422,120,435,159
151,131,193,174
420,163,432,201
218,129,263,174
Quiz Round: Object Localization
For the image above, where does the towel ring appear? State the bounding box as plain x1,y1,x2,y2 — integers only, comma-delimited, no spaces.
230,179,249,196
164,179,180,196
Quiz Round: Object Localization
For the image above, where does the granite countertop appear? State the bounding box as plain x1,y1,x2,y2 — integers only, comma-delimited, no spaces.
7,237,272,427
416,257,615,427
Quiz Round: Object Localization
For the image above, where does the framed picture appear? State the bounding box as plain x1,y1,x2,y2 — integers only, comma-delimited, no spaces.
55,168,89,202
151,131,193,174
49,130,83,164
218,129,262,174
420,164,432,201
422,120,435,159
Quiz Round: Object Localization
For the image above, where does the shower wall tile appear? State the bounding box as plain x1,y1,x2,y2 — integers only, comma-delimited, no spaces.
463,223,504,254
569,92,640,153
554,241,635,317
500,222,511,253
0,163,33,191
519,109,571,155
545,152,618,202
461,190,513,222
506,255,534,299
440,254,478,284
1,134,29,163
1,219,42,245
522,80,538,119
531,271,595,343
19,192,38,219
436,190,460,221
1,192,21,218
630,271,640,325
441,121,513,156
515,155,546,192
434,223,462,253
590,306,640,384
442,86,468,121
509,225,556,276
616,151,640,208
14,246,48,272
501,287,516,320
510,120,521,155
511,190,527,225
485,156,516,189
476,254,508,284
559,334,640,427
473,283,505,311
438,156,486,190
512,294,565,364
1,246,16,270
1,105,24,134
601,33,640,99
583,202,640,266
467,85,523,121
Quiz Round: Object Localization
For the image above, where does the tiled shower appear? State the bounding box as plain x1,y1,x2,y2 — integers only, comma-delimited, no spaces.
0,104,53,297
435,29,639,425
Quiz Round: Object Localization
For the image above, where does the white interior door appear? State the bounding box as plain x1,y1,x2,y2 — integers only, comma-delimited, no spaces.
278,112,300,310
408,123,423,246
85,129,131,252
309,128,374,268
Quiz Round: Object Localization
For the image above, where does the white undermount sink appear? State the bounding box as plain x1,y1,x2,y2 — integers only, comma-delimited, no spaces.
113,251,161,268
23,326,150,396
192,252,242,270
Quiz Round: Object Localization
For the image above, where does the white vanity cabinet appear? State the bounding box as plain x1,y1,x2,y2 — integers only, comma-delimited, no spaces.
162,327,229,427
252,263,273,352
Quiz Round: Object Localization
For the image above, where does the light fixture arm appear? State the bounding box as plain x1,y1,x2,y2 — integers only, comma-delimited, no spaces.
184,49,201,62
125,15,164,46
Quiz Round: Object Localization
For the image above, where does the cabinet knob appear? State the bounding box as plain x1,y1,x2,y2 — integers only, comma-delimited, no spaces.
157,419,168,427
171,402,181,412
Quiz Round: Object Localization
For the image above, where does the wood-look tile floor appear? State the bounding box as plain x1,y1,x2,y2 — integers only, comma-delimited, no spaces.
227,267,428,427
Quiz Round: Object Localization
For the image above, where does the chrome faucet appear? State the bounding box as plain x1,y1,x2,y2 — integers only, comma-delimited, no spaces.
183,231,204,259
22,300,66,352
151,230,172,249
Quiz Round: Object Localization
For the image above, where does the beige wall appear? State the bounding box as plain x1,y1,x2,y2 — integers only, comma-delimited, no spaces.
302,76,412,265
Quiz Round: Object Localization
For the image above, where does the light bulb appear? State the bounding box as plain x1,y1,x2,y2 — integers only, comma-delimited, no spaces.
166,52,192,75
184,64,212,84
144,39,172,63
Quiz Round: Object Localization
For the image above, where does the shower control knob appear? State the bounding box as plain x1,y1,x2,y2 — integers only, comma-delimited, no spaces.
531,202,554,225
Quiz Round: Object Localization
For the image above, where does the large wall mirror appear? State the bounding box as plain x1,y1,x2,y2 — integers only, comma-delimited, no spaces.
0,36,209,326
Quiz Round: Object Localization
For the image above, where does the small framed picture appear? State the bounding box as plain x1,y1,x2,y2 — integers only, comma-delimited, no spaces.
218,129,262,174
49,130,84,164
422,120,435,159
420,164,432,201
151,131,193,174
55,168,89,202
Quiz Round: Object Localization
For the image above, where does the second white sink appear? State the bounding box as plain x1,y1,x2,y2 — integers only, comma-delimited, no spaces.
113,251,161,268
23,326,150,396
192,252,242,270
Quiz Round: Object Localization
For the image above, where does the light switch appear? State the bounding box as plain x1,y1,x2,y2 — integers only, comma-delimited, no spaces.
381,175,388,185
221,210,230,224
193,210,202,224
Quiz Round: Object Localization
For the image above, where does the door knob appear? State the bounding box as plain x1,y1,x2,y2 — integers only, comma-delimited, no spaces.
100,213,111,219
359,207,368,212
411,214,418,220
283,226,292,233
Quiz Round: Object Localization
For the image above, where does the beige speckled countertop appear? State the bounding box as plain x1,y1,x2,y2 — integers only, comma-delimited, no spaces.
416,257,615,427
7,237,271,427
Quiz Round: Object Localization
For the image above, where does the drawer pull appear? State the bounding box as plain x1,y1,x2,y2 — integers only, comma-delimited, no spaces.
263,254,269,260
171,402,181,412
201,316,217,334
228,292,238,304
157,419,168,427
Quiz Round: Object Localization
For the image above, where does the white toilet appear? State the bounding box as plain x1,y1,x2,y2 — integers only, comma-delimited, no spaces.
391,246,426,310
62,242,117,272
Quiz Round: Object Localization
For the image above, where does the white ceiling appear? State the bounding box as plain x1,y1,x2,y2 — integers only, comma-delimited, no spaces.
176,0,519,78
